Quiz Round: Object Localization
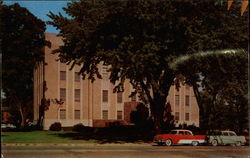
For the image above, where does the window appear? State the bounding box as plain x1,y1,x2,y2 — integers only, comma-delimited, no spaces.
185,131,192,135
60,109,66,119
102,110,108,120
185,113,190,121
102,90,108,102
60,71,66,80
179,131,185,135
175,95,180,106
185,95,190,106
131,95,136,101
75,72,80,82
117,111,123,120
75,89,80,102
60,88,66,101
175,112,179,121
74,110,80,119
102,65,109,78
117,92,123,103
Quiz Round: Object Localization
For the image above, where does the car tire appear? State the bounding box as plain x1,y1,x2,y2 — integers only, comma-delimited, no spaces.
165,139,172,146
211,139,218,146
235,141,241,147
192,141,199,146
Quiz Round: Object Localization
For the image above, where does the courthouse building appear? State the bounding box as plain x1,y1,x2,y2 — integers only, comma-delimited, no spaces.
33,33,199,130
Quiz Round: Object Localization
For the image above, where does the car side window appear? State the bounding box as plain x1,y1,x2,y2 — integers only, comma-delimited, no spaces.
229,132,236,136
185,131,192,135
222,132,229,136
179,131,185,135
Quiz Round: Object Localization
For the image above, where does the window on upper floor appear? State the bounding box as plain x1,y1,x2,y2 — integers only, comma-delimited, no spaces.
60,71,66,80
102,90,108,102
102,65,109,78
117,92,123,103
185,95,190,106
175,95,180,106
75,89,80,102
60,88,66,101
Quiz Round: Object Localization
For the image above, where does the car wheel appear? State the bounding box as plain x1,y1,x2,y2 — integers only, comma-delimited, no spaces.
192,141,199,146
211,139,218,146
165,139,172,146
235,141,241,147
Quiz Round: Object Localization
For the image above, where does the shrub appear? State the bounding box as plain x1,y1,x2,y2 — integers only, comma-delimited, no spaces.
73,123,85,132
49,122,62,131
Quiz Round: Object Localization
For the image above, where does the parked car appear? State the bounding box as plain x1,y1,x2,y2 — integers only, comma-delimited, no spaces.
206,131,246,146
153,129,206,146
1,123,16,129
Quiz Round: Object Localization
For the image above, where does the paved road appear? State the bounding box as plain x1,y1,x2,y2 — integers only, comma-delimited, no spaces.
2,144,250,158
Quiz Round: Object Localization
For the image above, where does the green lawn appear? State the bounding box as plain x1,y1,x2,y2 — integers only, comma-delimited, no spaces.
1,131,97,143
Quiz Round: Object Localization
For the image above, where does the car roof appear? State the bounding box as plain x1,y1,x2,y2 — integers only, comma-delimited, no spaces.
221,131,235,133
172,129,192,132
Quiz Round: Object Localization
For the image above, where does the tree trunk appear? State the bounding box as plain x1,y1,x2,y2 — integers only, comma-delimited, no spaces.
19,106,26,129
192,85,206,129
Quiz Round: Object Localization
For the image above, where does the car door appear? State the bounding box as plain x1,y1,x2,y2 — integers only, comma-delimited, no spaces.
228,131,238,144
176,131,186,144
221,132,231,144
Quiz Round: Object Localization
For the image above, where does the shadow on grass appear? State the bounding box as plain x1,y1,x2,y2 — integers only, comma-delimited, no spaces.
50,126,154,144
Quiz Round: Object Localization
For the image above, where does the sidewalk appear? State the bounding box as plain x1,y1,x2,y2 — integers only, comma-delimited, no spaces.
2,142,152,147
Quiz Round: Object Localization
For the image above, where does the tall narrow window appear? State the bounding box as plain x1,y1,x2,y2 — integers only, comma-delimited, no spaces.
185,95,190,106
75,72,80,82
102,110,108,120
75,110,80,119
102,90,108,102
60,109,66,119
60,88,66,101
175,112,179,121
117,92,123,103
60,71,66,80
102,65,109,78
185,113,190,121
131,95,136,101
75,89,80,102
117,111,123,120
175,95,180,106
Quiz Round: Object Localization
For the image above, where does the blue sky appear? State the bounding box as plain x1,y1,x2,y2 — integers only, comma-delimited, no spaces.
3,1,71,33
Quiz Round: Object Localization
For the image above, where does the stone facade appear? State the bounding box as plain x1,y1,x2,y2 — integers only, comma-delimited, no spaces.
33,33,200,130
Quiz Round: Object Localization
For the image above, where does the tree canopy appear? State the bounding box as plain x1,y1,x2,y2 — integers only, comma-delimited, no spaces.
1,3,48,128
48,0,248,132
175,50,248,131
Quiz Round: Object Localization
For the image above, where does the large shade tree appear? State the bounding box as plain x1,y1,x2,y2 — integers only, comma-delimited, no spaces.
1,3,48,128
175,50,248,132
48,0,248,132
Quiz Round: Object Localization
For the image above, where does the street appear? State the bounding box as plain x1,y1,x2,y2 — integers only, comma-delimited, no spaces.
2,144,250,158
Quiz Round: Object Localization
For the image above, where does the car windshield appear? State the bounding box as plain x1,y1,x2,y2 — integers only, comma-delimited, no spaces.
169,131,178,134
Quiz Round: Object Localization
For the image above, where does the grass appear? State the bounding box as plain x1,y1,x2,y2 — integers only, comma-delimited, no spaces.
1,131,98,143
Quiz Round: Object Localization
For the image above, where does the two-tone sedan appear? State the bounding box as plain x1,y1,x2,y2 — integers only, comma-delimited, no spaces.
206,131,246,146
153,129,206,146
